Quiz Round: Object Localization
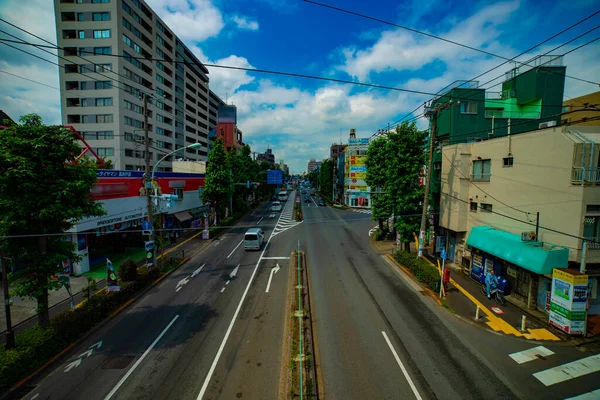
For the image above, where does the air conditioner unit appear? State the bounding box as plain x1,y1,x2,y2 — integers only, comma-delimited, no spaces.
521,231,537,242
539,120,557,129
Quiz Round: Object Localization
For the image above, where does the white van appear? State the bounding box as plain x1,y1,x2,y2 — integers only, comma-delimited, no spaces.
278,192,288,202
244,228,265,251
271,201,282,212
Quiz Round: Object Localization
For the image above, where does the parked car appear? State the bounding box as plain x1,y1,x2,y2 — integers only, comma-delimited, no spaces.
304,196,311,203
318,199,326,206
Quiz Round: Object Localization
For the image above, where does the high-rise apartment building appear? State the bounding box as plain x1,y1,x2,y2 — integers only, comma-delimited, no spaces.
307,158,320,173
54,0,225,171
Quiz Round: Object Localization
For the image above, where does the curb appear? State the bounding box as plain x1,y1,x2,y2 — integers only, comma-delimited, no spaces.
304,250,323,399
1,257,193,400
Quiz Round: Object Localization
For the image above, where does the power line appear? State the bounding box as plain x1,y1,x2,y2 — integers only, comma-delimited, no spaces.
0,68,80,95
371,10,600,134
303,0,600,87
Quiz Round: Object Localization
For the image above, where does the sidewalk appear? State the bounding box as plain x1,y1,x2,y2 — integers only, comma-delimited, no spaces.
371,239,564,342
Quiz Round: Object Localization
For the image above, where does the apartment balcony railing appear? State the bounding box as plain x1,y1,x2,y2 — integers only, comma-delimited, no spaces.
586,237,600,250
572,167,600,185
485,109,541,119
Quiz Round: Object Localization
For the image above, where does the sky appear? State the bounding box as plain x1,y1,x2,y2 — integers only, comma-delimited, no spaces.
0,0,599,174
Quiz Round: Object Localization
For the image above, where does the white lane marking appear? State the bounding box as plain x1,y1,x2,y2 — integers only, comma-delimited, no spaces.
176,276,190,292
191,264,206,278
229,264,239,279
509,346,554,364
533,354,600,386
31,395,39,400
265,264,281,293
262,257,290,260
566,388,600,399
64,358,82,372
197,204,287,400
257,217,264,224
104,315,179,400
227,240,243,259
382,331,423,400
225,280,230,285
176,287,182,292
311,196,318,206
220,287,226,293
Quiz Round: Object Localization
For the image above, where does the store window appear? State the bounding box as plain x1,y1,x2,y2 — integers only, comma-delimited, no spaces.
173,188,183,200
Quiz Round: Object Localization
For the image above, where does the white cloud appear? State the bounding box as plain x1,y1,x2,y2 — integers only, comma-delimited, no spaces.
338,1,520,81
231,16,259,31
147,0,224,42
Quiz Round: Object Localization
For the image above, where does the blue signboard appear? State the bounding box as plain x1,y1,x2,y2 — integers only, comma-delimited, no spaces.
267,169,283,185
440,249,447,260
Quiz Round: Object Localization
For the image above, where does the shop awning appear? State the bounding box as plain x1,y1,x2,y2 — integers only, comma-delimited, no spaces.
466,226,569,275
174,211,193,222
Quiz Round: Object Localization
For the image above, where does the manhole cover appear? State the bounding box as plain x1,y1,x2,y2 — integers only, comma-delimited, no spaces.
102,356,135,369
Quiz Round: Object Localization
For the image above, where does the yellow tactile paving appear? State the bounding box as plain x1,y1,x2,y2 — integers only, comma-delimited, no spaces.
420,257,560,341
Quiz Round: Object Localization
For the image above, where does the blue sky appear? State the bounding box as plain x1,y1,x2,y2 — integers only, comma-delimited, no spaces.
0,0,599,174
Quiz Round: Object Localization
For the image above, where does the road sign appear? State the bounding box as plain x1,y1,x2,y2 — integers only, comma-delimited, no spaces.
267,169,283,185
440,248,447,260
142,220,152,235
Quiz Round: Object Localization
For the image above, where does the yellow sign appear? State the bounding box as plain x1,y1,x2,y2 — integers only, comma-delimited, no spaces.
553,268,588,285
350,172,366,179
350,156,367,166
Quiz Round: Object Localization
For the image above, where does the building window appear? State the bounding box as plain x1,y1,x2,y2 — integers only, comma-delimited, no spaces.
460,101,477,114
92,0,110,3
95,64,112,72
156,114,165,122
503,157,514,167
92,12,110,21
93,47,111,55
470,202,478,212
156,47,164,58
77,13,85,21
173,188,183,200
472,159,491,181
156,34,165,46
95,98,113,106
96,114,113,123
95,148,114,157
93,29,111,39
95,81,112,89
78,31,86,39
156,74,164,84
83,131,113,140
481,203,493,212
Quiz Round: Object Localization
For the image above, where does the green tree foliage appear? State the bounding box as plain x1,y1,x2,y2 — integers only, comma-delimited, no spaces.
318,159,333,200
0,115,105,328
387,122,426,249
202,138,232,219
366,137,392,231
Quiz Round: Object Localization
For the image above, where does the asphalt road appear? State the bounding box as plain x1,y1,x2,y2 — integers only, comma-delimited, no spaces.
18,194,299,400
299,198,517,400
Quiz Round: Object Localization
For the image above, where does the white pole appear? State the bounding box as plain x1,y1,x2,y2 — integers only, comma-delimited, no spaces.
475,305,480,320
521,315,527,332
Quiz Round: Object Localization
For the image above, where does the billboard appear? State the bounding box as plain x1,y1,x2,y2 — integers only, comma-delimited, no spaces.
218,104,237,124
349,138,369,145
549,269,588,335
267,169,283,185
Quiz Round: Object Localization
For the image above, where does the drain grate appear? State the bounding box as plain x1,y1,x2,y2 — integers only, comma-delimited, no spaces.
102,356,135,369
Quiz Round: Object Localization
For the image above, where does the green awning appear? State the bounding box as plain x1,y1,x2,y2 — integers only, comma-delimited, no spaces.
466,226,569,275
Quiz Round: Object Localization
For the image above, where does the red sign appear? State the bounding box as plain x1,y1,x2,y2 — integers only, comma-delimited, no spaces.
490,306,504,315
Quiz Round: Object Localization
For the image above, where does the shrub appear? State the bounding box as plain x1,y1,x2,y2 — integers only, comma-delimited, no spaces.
118,258,138,282
394,251,441,293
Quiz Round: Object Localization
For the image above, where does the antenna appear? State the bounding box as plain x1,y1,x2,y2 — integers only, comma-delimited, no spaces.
225,92,229,104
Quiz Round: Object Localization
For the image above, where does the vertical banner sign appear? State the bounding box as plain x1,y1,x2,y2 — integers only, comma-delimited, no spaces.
58,260,74,308
106,258,120,292
549,269,588,335
145,241,155,268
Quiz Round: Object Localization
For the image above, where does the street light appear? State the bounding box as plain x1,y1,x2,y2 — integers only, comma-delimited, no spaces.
146,142,203,269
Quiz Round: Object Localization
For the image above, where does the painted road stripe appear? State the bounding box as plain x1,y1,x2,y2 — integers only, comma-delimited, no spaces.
382,331,423,400
533,354,600,386
262,257,290,260
509,346,555,364
565,388,600,399
257,216,264,224
104,315,179,399
227,240,243,259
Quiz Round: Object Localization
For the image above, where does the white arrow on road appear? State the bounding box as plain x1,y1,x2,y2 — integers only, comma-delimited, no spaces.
191,264,205,278
79,349,93,359
229,264,239,280
64,358,82,372
176,276,190,292
265,264,281,293
89,341,102,350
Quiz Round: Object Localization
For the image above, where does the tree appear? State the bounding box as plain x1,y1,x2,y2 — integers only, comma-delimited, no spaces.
387,122,426,250
0,114,105,328
318,159,333,200
366,137,392,231
202,138,232,219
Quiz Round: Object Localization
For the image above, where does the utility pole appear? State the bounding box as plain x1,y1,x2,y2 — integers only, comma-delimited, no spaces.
143,94,156,268
419,100,456,257
1,251,14,349
230,169,233,217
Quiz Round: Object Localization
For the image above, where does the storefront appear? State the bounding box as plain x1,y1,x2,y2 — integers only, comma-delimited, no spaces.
467,226,569,309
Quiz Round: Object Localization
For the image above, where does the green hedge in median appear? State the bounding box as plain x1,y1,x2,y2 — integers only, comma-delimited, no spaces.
393,251,441,293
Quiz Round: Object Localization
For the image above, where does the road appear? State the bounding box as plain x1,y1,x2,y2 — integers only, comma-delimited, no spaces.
18,194,300,400
299,197,600,400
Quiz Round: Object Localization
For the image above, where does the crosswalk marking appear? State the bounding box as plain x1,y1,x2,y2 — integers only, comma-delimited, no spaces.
509,346,554,364
271,192,302,237
565,388,600,399
533,354,600,386
351,208,372,215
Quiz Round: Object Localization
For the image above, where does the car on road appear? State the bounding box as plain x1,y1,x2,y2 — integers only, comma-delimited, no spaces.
278,192,288,202
271,201,282,211
271,195,277,201
304,196,311,203
318,199,326,206
244,228,265,251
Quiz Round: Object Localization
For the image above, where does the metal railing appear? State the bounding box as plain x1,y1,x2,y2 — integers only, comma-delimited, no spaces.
484,109,541,119
586,237,600,250
572,167,600,184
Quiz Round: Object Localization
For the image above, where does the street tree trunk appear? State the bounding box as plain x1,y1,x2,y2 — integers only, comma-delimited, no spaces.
378,218,384,232
37,276,50,329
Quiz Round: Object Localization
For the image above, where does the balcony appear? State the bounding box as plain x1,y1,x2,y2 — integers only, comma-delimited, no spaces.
587,237,600,250
485,109,541,119
572,167,600,185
